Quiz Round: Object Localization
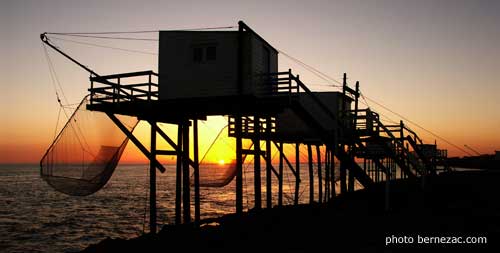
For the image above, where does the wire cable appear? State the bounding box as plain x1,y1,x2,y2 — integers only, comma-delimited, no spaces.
278,49,343,87
50,36,158,55
362,94,471,155
46,26,236,35
46,34,159,41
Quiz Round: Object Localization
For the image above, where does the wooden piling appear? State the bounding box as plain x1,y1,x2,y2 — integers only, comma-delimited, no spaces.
316,145,322,203
324,146,330,202
278,142,284,207
235,115,243,214
294,142,300,205
149,121,157,234
182,121,191,223
253,116,262,210
307,144,314,204
331,148,336,197
348,159,355,192
265,117,272,208
175,124,182,224
193,120,200,225
340,147,347,194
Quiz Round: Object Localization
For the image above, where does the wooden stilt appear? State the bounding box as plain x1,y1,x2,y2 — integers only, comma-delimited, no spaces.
348,146,354,192
265,117,272,208
307,144,314,204
193,120,200,225
348,169,355,192
182,121,191,223
149,121,157,234
278,142,284,207
294,142,300,205
340,73,347,194
316,145,322,203
331,148,336,197
106,113,165,173
236,21,243,215
253,116,262,210
175,124,182,224
324,146,330,202
340,147,347,194
235,115,243,214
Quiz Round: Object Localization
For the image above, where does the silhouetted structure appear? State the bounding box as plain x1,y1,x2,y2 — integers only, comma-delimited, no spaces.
40,21,447,234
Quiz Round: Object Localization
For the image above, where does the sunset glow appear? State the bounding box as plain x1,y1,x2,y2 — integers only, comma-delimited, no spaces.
1,0,499,164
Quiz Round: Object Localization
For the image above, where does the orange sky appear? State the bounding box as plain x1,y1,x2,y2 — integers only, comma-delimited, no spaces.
2,0,499,164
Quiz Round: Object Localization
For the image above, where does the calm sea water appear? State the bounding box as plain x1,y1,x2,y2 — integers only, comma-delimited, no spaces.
0,163,321,253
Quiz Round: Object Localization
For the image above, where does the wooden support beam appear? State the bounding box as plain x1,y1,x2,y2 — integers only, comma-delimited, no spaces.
182,121,191,223
236,22,243,215
154,124,196,168
331,148,336,198
294,143,300,205
316,145,322,203
156,150,177,156
348,164,355,192
308,144,314,204
149,121,157,234
253,116,262,210
235,115,243,214
340,146,347,194
324,146,330,202
193,120,200,225
106,113,166,173
266,117,272,209
278,142,284,207
260,152,279,178
242,149,265,156
175,124,182,225
273,141,298,177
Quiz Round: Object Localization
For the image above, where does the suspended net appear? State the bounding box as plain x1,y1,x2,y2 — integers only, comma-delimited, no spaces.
40,95,138,196
195,124,252,187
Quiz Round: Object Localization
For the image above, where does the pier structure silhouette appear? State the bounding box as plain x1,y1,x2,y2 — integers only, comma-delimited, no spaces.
41,21,448,234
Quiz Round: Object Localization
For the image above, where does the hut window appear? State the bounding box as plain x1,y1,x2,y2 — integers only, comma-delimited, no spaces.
206,46,216,61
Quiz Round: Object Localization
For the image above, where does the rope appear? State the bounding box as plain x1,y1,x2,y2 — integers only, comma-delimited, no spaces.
43,43,94,156
45,26,237,41
46,26,236,35
42,44,69,106
53,106,62,141
46,34,159,41
49,30,159,35
50,36,157,55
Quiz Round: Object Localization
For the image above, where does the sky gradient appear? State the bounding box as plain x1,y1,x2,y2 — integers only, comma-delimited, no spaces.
1,0,499,163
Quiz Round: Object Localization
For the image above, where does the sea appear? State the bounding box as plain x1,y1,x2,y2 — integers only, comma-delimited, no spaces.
1,163,457,252
0,163,324,253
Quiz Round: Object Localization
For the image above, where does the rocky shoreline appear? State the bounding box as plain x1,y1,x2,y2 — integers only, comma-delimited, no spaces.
80,170,500,252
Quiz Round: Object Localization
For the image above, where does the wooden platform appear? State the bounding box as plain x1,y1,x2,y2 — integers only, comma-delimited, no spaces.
87,94,293,122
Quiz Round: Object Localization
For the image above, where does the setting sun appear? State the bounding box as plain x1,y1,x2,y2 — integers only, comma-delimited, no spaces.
218,160,225,165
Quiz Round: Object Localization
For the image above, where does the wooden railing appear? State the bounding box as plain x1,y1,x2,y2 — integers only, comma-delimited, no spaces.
259,69,341,125
228,116,276,137
89,70,158,105
257,69,297,97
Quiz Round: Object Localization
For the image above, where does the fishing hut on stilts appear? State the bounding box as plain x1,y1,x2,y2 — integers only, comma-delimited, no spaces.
40,21,448,234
